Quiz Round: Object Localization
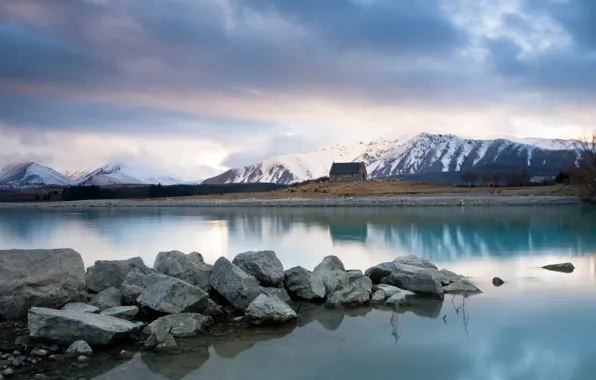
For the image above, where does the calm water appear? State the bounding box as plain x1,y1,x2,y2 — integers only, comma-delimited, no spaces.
2,205,596,380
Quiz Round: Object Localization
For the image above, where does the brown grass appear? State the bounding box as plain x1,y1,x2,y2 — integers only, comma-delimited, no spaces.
182,179,580,200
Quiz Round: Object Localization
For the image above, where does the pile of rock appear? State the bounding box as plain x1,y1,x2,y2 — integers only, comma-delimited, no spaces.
0,247,480,377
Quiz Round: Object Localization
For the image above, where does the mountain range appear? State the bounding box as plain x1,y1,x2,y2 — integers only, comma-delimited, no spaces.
0,132,579,189
203,132,578,185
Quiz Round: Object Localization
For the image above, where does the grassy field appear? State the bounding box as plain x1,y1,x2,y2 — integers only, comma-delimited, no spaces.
182,179,579,200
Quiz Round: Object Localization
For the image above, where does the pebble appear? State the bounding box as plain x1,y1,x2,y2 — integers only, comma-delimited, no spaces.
0,355,7,360
118,350,134,360
33,375,49,380
48,345,60,353
11,358,24,368
77,355,89,363
31,348,50,357
49,355,64,363
2,368,14,376
233,316,244,322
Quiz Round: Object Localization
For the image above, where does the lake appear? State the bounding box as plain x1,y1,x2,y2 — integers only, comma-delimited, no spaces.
1,205,596,380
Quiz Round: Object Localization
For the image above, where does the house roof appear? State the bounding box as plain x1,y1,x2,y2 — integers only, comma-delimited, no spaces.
329,162,364,175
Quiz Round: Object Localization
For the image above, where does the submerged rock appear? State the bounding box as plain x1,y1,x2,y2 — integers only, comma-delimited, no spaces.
89,287,122,311
61,302,99,314
144,313,212,338
86,257,147,294
137,274,216,315
0,249,86,320
210,257,263,312
245,294,297,326
385,289,416,307
284,266,326,301
232,250,285,288
492,277,505,286
100,306,139,320
313,256,349,294
371,290,386,303
260,287,292,304
119,266,161,305
154,250,212,292
28,307,141,346
65,340,93,357
443,282,483,294
542,262,575,273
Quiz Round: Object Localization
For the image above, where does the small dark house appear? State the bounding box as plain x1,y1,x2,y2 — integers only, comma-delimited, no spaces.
329,162,367,182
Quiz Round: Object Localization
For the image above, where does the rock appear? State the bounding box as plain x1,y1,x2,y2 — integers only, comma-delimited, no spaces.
89,287,122,311
326,285,370,308
61,303,99,314
137,274,217,315
347,270,364,283
100,306,139,320
313,256,348,294
155,334,178,353
14,335,28,346
371,290,386,303
372,284,403,299
380,263,444,298
284,266,326,301
30,348,49,357
0,249,86,320
260,287,292,304
492,277,505,286
364,262,395,284
439,269,467,285
245,294,297,326
209,257,263,312
443,282,483,294
77,355,89,363
119,266,161,305
48,345,60,353
232,250,285,287
233,316,244,323
351,276,373,294
2,368,14,377
153,251,212,291
144,323,178,352
143,313,212,338
85,257,147,294
393,255,438,270
11,350,19,356
119,350,134,360
28,307,141,346
385,289,416,307
542,262,575,273
11,357,24,368
33,375,49,380
65,341,93,357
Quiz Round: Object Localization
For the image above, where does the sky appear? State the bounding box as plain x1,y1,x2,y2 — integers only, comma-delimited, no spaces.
0,0,595,180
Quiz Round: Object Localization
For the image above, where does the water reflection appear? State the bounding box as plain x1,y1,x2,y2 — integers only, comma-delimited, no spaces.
1,206,594,270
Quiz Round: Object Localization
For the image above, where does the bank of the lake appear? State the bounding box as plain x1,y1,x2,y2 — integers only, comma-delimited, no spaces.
0,194,582,208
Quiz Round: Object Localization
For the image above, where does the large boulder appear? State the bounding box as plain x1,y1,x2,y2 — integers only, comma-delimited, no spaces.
347,270,364,283
325,276,372,308
313,256,349,294
28,307,141,346
119,266,161,305
153,251,212,292
86,257,147,294
284,266,326,301
0,249,86,320
209,257,263,312
100,306,139,320
245,294,297,326
89,287,122,311
137,274,218,315
143,313,212,338
364,262,395,284
393,255,438,270
232,250,285,287
380,263,444,298
261,287,292,304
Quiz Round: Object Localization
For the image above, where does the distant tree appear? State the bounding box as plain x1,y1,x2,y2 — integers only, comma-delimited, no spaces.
460,171,478,188
555,171,570,184
570,129,596,196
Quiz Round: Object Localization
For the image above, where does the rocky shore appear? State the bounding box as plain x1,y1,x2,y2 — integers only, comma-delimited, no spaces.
0,194,581,209
0,248,485,378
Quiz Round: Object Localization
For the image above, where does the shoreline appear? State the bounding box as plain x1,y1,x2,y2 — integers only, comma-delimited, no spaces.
0,194,583,209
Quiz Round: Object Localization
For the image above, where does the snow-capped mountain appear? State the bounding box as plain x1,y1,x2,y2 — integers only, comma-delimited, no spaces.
204,132,578,185
0,162,76,188
71,164,181,186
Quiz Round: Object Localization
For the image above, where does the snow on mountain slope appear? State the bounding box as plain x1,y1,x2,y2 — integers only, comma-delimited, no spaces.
78,164,181,186
203,139,369,185
204,132,579,185
0,162,76,188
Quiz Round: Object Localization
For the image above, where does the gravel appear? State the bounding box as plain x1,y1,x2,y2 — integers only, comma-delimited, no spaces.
0,195,581,209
